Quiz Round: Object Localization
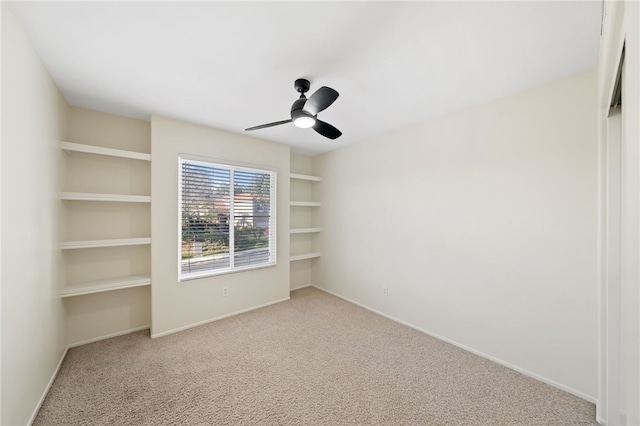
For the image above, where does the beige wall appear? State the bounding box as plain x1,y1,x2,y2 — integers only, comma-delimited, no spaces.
64,107,151,346
65,287,151,345
1,7,68,424
150,115,290,337
67,107,151,153
313,71,598,400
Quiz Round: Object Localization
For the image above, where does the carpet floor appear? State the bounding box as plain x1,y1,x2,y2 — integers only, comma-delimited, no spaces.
35,286,597,425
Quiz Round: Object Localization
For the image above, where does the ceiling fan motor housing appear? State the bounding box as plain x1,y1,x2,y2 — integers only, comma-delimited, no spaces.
291,97,315,128
291,98,311,119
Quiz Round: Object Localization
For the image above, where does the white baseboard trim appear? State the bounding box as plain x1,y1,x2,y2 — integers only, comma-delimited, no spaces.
151,296,291,339
28,345,69,426
290,283,312,291
68,325,151,349
312,285,597,404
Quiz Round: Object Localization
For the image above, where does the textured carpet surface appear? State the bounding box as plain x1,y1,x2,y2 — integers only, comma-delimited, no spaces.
35,287,597,425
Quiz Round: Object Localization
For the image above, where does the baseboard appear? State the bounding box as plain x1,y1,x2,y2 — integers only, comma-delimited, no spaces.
27,345,69,426
151,296,290,339
311,285,597,404
290,283,312,291
68,325,151,349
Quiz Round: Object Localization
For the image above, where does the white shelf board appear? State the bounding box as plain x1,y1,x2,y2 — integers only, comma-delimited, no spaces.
61,141,151,161
290,173,321,182
290,201,322,207
61,192,151,203
61,275,151,298
61,237,151,250
290,228,321,234
290,252,321,262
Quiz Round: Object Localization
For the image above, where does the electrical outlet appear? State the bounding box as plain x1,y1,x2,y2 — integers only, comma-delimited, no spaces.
222,286,229,297
382,286,388,296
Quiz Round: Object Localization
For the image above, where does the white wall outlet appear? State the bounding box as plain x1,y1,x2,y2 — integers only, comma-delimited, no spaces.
382,286,388,296
222,286,229,297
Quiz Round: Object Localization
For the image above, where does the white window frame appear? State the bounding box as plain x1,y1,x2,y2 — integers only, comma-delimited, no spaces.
178,155,277,281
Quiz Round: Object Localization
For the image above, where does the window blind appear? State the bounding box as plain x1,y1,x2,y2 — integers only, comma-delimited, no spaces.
179,158,276,280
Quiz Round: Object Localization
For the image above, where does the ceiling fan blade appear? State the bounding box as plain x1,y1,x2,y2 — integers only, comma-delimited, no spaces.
313,119,342,140
245,119,292,131
303,87,339,115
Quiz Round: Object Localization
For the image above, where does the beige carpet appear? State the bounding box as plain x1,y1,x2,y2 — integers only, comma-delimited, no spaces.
35,287,597,425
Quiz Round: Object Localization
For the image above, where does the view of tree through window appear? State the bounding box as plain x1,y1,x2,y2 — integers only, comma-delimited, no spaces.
179,158,276,280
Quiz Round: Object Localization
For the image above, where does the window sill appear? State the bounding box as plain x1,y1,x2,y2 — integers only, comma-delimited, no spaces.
179,261,277,282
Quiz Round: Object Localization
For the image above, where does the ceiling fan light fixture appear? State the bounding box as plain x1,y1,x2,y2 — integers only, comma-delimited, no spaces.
293,115,316,128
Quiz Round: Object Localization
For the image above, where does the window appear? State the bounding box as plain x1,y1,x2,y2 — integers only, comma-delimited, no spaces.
179,157,276,280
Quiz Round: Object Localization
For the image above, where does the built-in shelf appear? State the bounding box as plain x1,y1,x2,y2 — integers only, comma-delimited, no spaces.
289,168,320,286
61,192,151,203
290,252,321,262
61,141,151,161
61,275,151,298
290,228,321,234
290,173,321,182
61,237,151,250
290,201,322,207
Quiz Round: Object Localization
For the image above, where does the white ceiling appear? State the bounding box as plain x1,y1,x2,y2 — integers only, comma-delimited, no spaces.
8,1,601,155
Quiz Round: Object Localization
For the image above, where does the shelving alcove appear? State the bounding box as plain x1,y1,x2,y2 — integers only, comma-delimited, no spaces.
60,141,152,298
289,172,321,262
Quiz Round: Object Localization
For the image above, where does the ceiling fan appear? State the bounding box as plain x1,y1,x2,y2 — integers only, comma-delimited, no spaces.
245,78,342,140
